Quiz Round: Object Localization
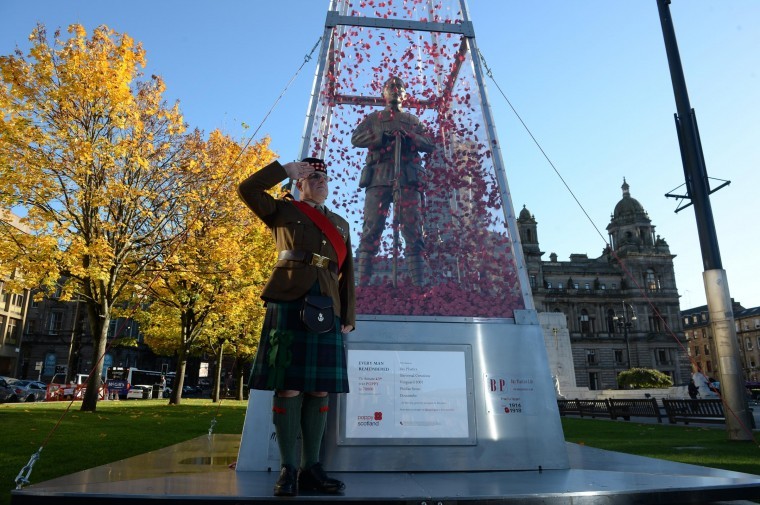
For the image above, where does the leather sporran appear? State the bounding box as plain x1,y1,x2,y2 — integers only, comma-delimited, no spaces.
300,295,335,334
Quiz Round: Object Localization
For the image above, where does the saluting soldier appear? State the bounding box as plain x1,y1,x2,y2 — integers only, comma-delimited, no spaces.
238,157,355,497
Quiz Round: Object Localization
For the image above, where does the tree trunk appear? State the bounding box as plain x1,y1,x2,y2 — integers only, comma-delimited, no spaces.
235,357,246,401
170,348,187,405
81,300,108,412
212,340,224,403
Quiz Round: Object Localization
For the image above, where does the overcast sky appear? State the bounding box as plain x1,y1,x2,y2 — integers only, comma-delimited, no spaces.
2,1,759,309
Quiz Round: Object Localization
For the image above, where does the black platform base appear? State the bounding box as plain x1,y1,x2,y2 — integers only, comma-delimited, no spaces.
11,434,760,505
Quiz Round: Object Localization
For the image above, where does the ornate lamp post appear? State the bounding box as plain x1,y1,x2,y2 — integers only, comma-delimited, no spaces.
613,302,637,369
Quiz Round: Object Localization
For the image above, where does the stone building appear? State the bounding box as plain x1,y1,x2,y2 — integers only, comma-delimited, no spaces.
681,302,760,383
0,210,31,377
518,180,690,390
0,280,29,377
19,289,163,382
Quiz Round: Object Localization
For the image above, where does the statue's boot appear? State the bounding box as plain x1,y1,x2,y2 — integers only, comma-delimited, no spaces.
357,251,374,286
406,254,425,286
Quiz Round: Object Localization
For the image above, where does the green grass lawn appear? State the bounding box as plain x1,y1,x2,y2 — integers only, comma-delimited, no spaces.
2,401,759,505
561,417,760,476
2,399,247,505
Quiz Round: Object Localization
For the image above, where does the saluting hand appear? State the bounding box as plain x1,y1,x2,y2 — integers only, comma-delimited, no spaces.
283,161,314,180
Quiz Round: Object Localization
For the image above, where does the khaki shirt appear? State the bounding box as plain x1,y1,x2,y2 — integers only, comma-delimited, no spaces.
237,161,356,328
351,108,435,188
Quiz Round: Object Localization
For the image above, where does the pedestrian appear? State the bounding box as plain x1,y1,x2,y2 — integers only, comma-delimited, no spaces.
687,378,699,399
238,157,355,497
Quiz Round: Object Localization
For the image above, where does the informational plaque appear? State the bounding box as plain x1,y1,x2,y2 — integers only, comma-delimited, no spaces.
483,372,537,416
339,344,475,445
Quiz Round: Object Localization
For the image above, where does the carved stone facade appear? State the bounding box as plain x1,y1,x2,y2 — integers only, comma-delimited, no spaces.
518,180,690,390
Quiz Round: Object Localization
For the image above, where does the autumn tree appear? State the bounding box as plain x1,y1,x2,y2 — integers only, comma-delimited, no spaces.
134,131,275,405
0,25,196,411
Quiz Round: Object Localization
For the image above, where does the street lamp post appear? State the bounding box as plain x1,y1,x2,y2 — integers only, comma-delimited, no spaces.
613,302,637,369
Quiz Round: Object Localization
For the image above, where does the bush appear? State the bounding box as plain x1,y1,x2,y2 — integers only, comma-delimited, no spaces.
617,368,673,389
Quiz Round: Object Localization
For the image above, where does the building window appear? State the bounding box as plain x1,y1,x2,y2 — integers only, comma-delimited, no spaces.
656,348,671,365
684,317,690,326
586,349,597,365
557,282,564,290
694,346,700,356
747,338,753,351
649,309,662,332
49,312,63,335
529,274,536,288
755,319,760,329
607,309,616,334
5,318,19,345
645,269,659,291
611,283,617,289
580,309,591,333
701,312,707,322
706,361,712,372
584,282,590,290
600,283,606,290
614,349,624,364
546,281,552,289
588,372,600,391
704,345,710,356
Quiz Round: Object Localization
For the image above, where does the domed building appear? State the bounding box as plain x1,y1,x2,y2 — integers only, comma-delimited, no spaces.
517,180,690,390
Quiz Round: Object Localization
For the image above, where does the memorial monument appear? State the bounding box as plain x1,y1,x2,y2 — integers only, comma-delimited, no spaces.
12,2,760,504
236,0,569,473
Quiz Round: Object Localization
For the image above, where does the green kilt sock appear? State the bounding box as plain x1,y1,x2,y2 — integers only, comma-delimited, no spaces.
300,395,329,468
272,395,303,468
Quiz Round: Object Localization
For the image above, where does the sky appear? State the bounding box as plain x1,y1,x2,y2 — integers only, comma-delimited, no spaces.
1,1,759,310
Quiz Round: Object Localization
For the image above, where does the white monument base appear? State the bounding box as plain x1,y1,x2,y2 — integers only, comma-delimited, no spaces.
237,311,569,472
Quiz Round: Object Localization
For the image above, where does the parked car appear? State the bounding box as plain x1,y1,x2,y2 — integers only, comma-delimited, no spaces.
126,385,152,400
181,385,203,397
0,377,15,402
7,379,48,402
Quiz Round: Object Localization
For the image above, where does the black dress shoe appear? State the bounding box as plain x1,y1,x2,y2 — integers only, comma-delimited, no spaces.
273,464,298,497
298,463,345,494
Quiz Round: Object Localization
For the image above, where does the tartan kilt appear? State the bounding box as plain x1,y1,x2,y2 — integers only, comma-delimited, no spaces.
249,298,349,393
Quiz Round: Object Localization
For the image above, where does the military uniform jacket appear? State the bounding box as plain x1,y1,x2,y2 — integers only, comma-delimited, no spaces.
237,161,356,329
351,108,435,188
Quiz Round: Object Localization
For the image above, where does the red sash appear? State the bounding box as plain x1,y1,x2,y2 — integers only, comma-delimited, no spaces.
292,201,348,269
